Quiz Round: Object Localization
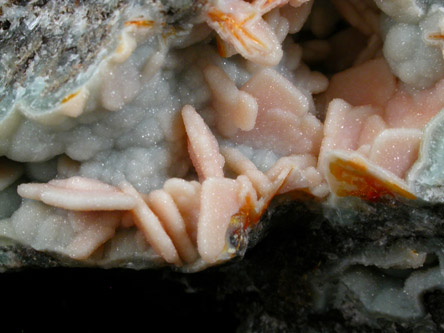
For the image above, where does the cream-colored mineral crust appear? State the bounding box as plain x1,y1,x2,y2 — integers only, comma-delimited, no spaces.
65,211,122,260
182,105,225,181
146,190,199,264
197,177,243,263
205,0,285,66
235,68,323,156
204,65,258,137
120,181,181,266
18,177,137,211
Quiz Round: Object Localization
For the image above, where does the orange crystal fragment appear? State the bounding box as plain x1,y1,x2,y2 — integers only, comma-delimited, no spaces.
329,156,416,201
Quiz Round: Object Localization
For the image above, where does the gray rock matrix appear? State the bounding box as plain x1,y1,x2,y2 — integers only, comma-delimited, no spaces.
2,1,444,332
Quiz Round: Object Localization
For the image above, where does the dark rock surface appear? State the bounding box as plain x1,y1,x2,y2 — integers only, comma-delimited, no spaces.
3,202,444,332
2,2,444,332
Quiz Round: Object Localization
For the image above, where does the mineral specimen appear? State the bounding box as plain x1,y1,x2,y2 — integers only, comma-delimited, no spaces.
4,0,444,329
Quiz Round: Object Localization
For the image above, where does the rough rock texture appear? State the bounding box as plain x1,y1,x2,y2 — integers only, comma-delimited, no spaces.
4,201,444,332
3,0,444,331
0,198,444,332
0,0,200,118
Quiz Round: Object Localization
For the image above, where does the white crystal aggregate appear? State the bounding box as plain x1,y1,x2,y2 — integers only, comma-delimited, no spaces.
375,0,427,24
382,2,444,88
2,0,444,275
